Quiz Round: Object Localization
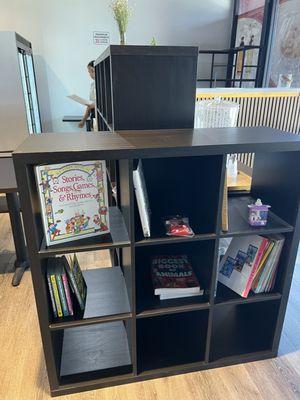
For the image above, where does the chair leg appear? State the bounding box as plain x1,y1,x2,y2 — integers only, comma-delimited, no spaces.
6,192,30,286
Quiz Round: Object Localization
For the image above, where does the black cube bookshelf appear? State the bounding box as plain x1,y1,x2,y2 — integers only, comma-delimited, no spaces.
13,126,300,396
94,45,198,132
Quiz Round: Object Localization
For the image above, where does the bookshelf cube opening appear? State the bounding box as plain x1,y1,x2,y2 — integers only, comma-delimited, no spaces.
210,300,280,361
215,231,289,304
44,251,132,325
26,161,131,254
134,155,223,242
221,195,293,237
226,150,300,231
137,310,208,372
55,320,133,384
136,240,215,314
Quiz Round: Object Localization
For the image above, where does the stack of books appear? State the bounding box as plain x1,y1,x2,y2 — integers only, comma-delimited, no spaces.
151,255,204,300
46,254,87,318
218,234,285,298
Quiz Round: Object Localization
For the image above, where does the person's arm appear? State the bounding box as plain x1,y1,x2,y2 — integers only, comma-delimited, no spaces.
78,103,95,128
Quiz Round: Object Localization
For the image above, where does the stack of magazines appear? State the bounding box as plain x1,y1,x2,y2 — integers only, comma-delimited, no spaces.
151,255,204,300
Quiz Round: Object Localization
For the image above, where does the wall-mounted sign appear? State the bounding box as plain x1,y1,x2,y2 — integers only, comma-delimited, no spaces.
93,31,110,45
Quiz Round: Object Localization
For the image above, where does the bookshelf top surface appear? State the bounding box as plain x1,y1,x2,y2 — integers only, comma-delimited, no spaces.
94,45,199,65
13,127,300,162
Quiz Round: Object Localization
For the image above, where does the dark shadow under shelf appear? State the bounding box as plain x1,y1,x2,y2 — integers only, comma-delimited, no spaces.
39,207,130,258
137,311,208,372
221,196,294,237
214,282,282,306
59,321,132,384
49,267,131,330
210,300,280,362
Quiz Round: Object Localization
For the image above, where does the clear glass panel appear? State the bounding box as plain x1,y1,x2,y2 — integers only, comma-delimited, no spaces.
18,51,33,133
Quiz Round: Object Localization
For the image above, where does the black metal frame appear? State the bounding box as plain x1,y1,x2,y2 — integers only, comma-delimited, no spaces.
197,0,275,88
198,46,261,88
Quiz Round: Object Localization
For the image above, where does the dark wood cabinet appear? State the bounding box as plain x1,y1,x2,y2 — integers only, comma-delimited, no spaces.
13,126,300,396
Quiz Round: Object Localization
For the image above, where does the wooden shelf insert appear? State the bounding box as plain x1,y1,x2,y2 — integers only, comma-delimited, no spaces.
60,321,132,384
221,196,293,237
39,207,130,258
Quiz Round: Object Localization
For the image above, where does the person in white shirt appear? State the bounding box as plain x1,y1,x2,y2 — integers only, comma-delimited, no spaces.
78,60,96,128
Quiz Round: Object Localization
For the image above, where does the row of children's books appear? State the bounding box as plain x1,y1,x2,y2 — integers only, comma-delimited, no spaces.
47,254,87,318
218,234,284,298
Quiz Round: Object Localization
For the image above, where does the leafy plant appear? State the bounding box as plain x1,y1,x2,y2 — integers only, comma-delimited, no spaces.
111,0,131,44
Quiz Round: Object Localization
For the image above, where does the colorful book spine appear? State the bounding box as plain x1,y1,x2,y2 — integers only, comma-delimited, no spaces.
56,275,69,317
47,275,57,318
242,238,269,297
62,273,74,315
251,241,274,291
50,275,63,317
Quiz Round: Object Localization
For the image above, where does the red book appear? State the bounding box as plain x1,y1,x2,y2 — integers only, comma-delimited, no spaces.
151,255,201,295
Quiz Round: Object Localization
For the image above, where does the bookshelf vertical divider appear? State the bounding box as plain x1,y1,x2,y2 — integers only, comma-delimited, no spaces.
13,128,300,397
204,154,227,363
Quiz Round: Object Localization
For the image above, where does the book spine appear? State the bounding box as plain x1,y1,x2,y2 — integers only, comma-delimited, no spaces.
133,170,150,238
34,166,51,246
50,275,63,317
62,273,74,315
67,270,85,310
47,275,57,318
56,275,69,316
266,240,284,292
243,238,269,298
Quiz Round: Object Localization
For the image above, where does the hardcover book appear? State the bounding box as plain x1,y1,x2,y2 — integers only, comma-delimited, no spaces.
218,235,269,298
56,259,74,316
55,270,69,317
35,161,110,246
252,234,284,293
46,259,58,318
151,255,201,295
63,254,87,310
133,160,151,238
47,258,63,318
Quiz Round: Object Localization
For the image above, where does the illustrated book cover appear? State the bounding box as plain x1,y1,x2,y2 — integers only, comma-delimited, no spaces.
151,255,201,295
35,161,110,246
218,235,269,298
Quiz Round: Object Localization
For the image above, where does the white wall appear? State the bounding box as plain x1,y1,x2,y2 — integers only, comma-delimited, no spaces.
0,0,233,132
